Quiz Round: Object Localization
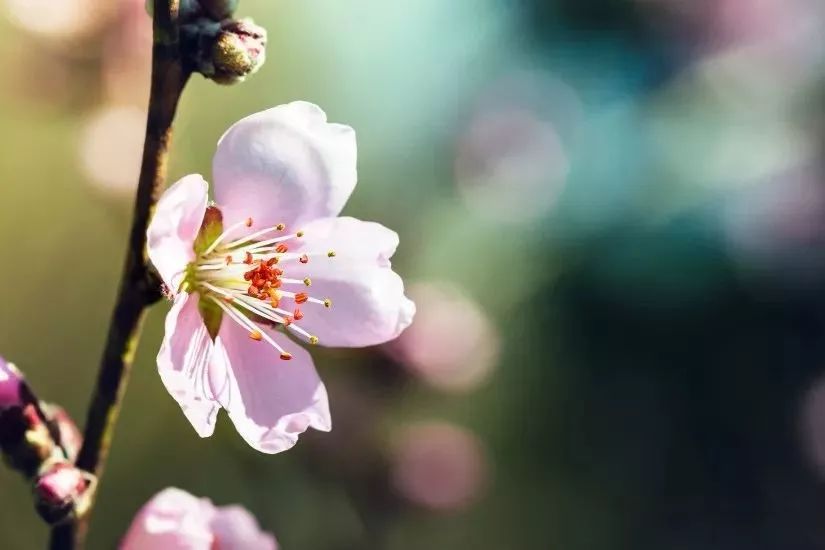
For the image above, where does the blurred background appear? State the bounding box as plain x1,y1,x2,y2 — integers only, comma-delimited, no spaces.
2,0,825,548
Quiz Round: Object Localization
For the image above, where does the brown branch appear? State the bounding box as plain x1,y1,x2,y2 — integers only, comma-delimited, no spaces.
49,1,187,547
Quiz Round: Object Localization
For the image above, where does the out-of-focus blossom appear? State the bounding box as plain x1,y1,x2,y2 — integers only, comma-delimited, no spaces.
391,282,499,393
3,0,117,40
102,0,152,106
147,101,415,453
455,71,580,223
391,421,488,511
0,357,22,409
724,172,825,288
121,487,277,550
79,105,146,195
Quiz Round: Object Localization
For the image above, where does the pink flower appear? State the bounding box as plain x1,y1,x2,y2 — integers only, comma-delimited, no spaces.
0,357,23,409
147,101,415,453
120,487,277,550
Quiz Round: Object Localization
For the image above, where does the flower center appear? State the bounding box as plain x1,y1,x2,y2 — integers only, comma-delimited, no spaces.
184,207,334,360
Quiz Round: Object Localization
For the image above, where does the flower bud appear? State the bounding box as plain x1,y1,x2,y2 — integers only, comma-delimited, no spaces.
42,403,82,462
34,462,93,525
210,19,267,85
0,358,23,409
184,18,267,85
0,404,56,477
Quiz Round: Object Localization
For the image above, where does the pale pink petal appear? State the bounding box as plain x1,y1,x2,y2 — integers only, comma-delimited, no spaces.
210,320,331,454
211,506,278,550
212,102,357,235
120,488,216,550
0,357,22,409
157,294,220,438
147,174,209,291
288,217,415,347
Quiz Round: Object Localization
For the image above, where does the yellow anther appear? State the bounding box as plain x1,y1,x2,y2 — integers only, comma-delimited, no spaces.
303,277,312,287
327,250,336,258
276,223,286,231
309,335,319,345
296,230,305,238
323,298,332,308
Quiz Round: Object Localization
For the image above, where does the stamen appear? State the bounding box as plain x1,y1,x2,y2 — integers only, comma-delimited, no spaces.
209,296,291,358
327,250,336,258
202,218,254,256
223,222,287,249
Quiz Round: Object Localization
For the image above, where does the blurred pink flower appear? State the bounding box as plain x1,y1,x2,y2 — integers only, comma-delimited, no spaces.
391,282,499,392
455,71,578,223
391,421,489,511
121,487,277,550
0,357,23,409
147,101,415,454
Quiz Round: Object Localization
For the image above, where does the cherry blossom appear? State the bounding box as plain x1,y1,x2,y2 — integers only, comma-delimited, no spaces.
120,487,277,549
147,101,415,453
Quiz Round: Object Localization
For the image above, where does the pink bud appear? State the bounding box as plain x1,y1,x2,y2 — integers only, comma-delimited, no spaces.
0,357,23,409
34,462,91,524
42,404,82,462
35,463,85,506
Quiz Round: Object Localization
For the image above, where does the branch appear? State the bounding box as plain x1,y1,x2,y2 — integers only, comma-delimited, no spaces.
49,1,188,547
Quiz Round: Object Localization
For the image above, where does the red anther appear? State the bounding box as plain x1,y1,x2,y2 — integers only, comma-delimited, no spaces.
266,257,278,266
294,292,308,304
273,268,284,276
283,316,293,326
280,352,293,361
247,285,259,297
293,308,304,320
275,244,288,253
249,330,263,341
243,271,253,281
299,254,309,264
271,279,282,289
245,217,253,227
244,252,253,264
252,276,265,288
225,255,233,265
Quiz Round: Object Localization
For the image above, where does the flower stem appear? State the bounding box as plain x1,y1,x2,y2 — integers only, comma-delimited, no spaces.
49,1,188,548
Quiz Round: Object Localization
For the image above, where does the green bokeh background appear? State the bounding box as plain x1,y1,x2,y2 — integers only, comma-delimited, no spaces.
2,1,825,549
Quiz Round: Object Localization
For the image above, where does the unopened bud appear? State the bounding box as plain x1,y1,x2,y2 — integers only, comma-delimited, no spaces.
42,404,82,462
210,19,267,84
34,462,94,525
184,18,267,85
0,358,23,409
0,404,55,477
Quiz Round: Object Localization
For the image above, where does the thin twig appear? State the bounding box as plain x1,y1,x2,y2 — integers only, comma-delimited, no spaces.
49,1,187,547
